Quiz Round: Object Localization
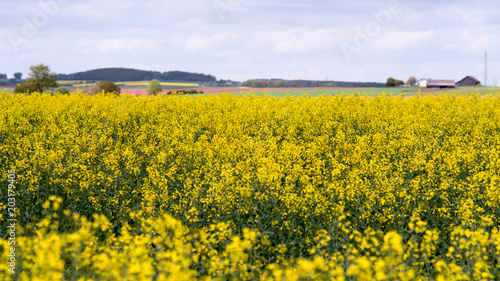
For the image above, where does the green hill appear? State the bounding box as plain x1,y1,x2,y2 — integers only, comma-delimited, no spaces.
56,68,216,83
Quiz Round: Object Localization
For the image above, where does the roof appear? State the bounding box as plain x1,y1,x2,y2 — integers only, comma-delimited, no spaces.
456,76,480,84
427,79,455,86
415,78,428,82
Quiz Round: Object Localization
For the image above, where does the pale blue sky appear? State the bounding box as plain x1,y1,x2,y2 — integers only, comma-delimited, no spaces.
1,0,499,84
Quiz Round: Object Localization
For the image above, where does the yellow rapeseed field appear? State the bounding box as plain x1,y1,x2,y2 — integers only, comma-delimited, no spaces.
1,91,500,280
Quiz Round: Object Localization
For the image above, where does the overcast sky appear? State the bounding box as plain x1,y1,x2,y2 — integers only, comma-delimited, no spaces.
1,0,499,84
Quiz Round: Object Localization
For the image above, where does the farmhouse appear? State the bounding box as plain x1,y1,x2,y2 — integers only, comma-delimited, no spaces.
456,76,481,87
426,79,455,89
414,78,428,87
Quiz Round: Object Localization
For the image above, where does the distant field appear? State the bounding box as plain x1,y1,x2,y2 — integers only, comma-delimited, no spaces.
121,87,420,97
57,80,94,87
122,81,199,87
118,86,500,97
203,86,500,97
51,80,500,97
253,87,500,97
57,80,200,88
254,87,419,97
7,84,500,97
437,86,500,96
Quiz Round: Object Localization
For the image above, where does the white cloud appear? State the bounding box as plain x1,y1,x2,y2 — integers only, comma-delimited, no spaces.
97,38,152,54
370,30,437,51
185,33,243,53
0,0,499,82
264,28,345,54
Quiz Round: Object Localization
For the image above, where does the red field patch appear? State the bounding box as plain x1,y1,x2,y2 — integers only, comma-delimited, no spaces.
120,87,361,96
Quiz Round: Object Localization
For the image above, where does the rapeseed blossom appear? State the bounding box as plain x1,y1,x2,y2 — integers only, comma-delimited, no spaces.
1,90,500,279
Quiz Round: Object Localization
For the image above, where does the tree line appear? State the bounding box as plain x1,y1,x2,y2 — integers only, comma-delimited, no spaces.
241,79,385,88
56,68,217,82
0,72,23,86
386,76,417,87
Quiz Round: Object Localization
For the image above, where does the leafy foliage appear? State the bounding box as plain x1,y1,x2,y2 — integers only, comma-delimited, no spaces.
55,86,70,95
97,80,121,95
407,76,417,86
146,79,162,95
14,81,38,94
14,72,23,80
167,89,204,95
26,64,58,92
386,77,404,87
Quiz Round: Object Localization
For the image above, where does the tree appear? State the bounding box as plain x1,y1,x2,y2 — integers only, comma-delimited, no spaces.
27,64,58,92
386,77,395,87
0,74,7,79
14,72,22,80
407,76,417,86
386,77,404,87
146,79,162,95
97,81,121,95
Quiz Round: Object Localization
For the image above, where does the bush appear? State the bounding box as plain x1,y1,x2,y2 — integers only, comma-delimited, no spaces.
167,89,204,95
86,84,101,95
14,82,38,94
386,77,404,87
97,81,121,95
56,86,71,95
38,86,72,95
